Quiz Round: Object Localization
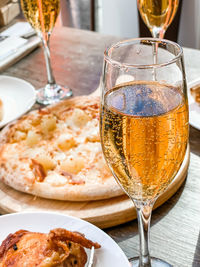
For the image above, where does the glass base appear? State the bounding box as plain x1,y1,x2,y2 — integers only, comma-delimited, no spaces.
130,257,173,267
37,83,73,105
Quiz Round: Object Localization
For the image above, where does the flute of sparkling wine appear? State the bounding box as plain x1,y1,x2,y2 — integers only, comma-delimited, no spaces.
21,0,72,105
137,0,179,38
101,81,188,202
100,38,188,267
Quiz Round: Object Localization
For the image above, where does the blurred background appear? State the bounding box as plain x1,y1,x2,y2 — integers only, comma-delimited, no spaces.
1,0,200,49
62,0,200,50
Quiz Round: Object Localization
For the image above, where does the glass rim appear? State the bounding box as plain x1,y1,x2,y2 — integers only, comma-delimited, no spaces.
104,37,183,69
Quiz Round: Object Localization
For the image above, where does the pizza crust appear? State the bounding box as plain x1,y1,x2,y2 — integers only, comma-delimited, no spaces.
0,95,124,201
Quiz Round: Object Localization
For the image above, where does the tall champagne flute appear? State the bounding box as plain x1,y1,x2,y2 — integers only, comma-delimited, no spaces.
100,38,188,267
137,0,179,38
21,0,72,105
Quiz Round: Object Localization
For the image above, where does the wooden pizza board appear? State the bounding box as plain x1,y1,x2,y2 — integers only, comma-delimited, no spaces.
0,147,190,229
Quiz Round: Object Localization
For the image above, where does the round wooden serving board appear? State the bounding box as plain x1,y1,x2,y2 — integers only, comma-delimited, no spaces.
0,147,190,229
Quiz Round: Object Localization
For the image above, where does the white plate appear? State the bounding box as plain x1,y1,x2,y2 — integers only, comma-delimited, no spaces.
0,75,36,128
0,212,130,267
188,79,200,130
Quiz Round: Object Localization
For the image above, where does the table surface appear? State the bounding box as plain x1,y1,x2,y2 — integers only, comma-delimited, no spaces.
2,26,200,267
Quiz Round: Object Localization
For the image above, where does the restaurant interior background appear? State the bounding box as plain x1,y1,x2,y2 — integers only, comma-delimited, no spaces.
4,0,198,49
0,0,200,48
58,0,200,50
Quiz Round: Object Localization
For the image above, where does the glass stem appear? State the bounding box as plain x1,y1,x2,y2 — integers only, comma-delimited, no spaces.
40,33,56,86
150,28,166,80
151,27,165,39
135,201,154,267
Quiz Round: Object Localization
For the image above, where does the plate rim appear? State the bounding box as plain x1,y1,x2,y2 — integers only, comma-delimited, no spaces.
187,78,200,130
0,211,130,266
0,75,36,128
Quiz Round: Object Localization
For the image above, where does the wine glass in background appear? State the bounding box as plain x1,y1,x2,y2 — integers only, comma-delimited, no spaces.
137,0,179,38
100,38,188,266
21,0,72,105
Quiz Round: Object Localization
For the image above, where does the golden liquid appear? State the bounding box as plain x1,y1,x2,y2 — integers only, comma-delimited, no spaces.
100,81,188,202
21,0,60,33
137,0,179,34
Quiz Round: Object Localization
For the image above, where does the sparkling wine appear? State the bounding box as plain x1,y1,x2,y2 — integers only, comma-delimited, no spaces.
21,0,60,33
100,81,188,201
137,0,179,35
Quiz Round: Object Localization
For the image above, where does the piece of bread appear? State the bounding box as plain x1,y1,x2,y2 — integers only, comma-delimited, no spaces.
0,99,3,121
190,84,200,104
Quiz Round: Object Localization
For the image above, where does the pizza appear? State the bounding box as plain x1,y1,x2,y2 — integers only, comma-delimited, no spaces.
0,95,123,201
190,83,200,104
0,228,100,266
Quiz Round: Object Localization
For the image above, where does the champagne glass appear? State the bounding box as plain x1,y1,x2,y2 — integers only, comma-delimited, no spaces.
100,38,188,267
137,0,179,38
21,0,72,105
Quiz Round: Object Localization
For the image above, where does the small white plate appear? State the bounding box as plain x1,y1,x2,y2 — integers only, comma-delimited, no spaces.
188,79,200,130
0,212,130,267
0,75,36,128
